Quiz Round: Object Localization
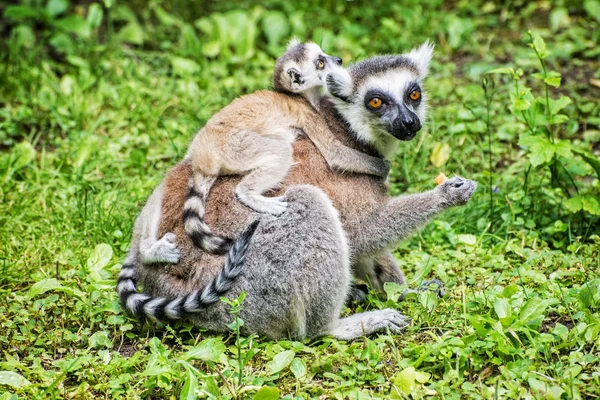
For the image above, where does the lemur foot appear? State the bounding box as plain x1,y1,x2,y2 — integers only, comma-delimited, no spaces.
346,283,369,304
331,309,410,341
140,233,181,264
435,176,477,207
419,278,445,298
237,192,288,216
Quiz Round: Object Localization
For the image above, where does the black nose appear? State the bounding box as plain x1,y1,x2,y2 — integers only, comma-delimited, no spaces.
402,116,418,130
333,57,342,65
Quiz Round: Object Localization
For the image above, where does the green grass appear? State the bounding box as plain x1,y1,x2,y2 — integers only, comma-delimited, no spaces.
1,0,599,398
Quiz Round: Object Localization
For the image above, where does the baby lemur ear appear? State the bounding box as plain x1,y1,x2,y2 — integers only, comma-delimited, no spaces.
326,69,353,103
406,41,434,77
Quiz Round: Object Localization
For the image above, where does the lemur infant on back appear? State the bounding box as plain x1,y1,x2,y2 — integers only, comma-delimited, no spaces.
179,40,384,256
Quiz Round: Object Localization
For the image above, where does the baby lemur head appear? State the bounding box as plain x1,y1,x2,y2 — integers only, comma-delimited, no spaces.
326,42,434,159
273,38,343,96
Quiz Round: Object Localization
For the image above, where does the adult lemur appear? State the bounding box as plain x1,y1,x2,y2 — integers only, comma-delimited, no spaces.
117,42,477,340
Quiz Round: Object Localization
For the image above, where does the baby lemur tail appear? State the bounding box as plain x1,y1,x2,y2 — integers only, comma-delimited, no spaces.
183,175,233,255
117,220,260,321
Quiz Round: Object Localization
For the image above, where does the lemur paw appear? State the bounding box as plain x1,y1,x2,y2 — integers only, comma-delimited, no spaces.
239,195,288,216
369,309,411,334
436,177,477,207
154,233,181,264
419,279,445,298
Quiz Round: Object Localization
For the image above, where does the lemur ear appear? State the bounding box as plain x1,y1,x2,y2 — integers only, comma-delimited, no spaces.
325,69,353,103
407,41,434,77
287,37,301,49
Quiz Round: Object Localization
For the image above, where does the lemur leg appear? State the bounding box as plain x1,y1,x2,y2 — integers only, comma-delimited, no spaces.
135,182,181,264
353,251,406,291
187,185,410,340
348,177,477,257
227,132,294,216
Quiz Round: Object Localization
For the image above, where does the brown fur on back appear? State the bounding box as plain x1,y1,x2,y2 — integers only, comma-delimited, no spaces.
145,93,389,298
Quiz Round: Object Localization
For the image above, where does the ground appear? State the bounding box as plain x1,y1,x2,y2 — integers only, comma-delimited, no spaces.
0,1,599,399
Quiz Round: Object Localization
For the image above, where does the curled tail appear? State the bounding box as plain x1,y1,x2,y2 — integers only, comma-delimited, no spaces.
117,220,260,321
183,175,233,255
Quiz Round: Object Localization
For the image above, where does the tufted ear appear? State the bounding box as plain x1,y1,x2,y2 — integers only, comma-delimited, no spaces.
325,69,353,103
287,37,301,50
406,41,434,77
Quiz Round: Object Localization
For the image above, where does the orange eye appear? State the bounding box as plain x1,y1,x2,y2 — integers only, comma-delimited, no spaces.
317,59,325,69
368,98,383,108
409,90,421,101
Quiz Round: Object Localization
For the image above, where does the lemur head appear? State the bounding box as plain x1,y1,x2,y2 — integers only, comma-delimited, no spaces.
326,42,434,159
273,38,344,94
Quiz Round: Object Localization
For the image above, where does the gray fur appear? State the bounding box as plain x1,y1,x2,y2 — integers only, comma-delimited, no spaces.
117,219,259,321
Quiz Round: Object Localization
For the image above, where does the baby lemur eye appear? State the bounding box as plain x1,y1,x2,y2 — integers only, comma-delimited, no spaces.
317,58,326,69
368,98,383,108
409,90,421,101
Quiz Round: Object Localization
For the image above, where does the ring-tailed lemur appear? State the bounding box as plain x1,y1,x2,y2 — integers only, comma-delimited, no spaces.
119,43,477,340
133,40,389,266
181,40,346,256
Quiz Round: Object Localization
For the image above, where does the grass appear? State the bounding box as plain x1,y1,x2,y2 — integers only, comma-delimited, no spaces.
1,0,599,398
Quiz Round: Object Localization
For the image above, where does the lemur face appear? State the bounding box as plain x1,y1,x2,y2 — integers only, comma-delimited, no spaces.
326,42,434,157
273,39,343,94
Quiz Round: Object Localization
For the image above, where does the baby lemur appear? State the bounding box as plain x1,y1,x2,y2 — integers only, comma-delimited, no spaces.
118,43,478,340
182,40,389,256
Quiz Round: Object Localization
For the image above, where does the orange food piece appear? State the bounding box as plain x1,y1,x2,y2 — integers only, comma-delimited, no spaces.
434,172,448,185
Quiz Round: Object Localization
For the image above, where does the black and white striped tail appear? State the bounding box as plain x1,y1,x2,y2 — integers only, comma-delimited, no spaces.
117,220,260,321
183,175,233,255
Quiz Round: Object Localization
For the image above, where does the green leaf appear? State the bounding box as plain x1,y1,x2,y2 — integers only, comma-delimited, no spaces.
117,22,144,45
518,135,554,167
266,350,295,375
518,297,548,324
9,141,36,173
289,358,307,380
3,6,40,21
493,297,511,319
86,3,104,29
153,5,181,26
171,57,200,76
485,67,514,75
74,135,97,168
573,149,600,179
182,338,226,362
584,0,600,22
253,386,280,400
28,278,63,299
262,11,289,47
87,243,113,281
88,331,112,349
46,0,69,17
544,71,562,88
549,7,570,32
54,15,91,39
529,31,549,59
549,96,571,115
391,366,416,398
180,367,198,400
457,234,476,246
0,371,31,388
430,142,451,168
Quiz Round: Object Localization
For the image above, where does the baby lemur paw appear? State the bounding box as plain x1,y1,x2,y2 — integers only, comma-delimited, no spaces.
154,233,181,264
419,279,445,298
436,177,477,207
237,193,288,216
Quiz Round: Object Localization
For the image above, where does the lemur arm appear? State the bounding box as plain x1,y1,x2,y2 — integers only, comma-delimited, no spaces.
348,177,477,257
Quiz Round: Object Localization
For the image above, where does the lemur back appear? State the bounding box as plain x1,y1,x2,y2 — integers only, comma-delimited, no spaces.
182,41,345,255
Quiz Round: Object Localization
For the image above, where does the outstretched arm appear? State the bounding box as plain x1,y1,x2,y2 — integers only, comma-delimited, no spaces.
348,177,477,257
